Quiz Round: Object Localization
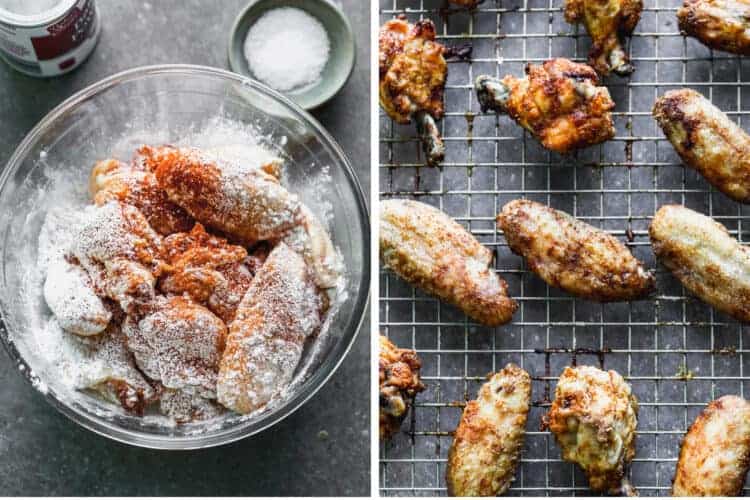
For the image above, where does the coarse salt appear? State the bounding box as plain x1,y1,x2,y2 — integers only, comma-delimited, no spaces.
243,7,330,92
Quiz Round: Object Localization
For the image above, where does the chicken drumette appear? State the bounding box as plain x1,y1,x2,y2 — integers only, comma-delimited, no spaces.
379,335,425,440
379,17,447,166
677,0,750,55
548,366,639,496
564,0,642,76
476,58,615,153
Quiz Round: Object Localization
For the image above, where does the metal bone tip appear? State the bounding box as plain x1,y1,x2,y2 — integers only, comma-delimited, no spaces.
475,74,510,113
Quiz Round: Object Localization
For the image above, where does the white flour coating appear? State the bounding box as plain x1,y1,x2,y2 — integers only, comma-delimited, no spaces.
243,7,330,92
10,117,344,428
0,0,60,16
43,257,111,336
70,201,161,313
35,319,153,401
159,388,223,423
123,296,224,398
217,243,323,414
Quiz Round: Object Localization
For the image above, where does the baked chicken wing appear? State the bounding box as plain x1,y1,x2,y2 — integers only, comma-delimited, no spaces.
217,243,325,414
672,395,750,496
649,204,750,322
144,145,302,246
497,199,655,301
564,0,642,76
380,199,517,327
379,17,447,166
548,365,639,496
677,0,750,55
89,157,194,235
160,223,255,323
653,89,750,203
379,335,425,440
446,364,531,497
476,59,616,153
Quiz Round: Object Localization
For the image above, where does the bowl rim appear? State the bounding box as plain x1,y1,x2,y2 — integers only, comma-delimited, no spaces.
0,63,371,449
227,0,357,110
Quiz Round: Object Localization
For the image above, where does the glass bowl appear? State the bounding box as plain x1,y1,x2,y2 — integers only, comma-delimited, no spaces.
0,65,370,449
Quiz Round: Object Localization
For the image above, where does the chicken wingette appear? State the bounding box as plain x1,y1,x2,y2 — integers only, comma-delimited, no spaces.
379,17,447,166
379,335,425,440
649,204,750,323
446,364,531,497
380,199,517,327
653,89,750,203
548,366,639,496
677,0,750,55
476,58,615,154
497,199,655,302
672,395,750,496
564,0,642,76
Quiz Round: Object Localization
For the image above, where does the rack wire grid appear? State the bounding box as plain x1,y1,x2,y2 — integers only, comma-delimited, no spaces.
378,0,750,496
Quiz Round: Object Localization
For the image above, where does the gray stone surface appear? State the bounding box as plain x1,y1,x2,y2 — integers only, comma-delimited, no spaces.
0,0,370,496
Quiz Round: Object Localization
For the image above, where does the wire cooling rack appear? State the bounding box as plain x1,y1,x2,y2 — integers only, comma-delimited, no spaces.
378,0,750,495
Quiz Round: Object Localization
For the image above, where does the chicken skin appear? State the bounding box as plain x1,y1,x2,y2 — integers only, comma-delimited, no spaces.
476,59,615,153
564,0,642,76
380,199,517,327
672,395,750,496
497,199,655,302
650,205,750,322
678,0,750,55
143,145,302,246
160,223,255,323
43,256,112,336
379,335,425,440
446,364,531,497
89,157,193,236
217,243,325,414
379,18,447,166
123,295,227,398
70,201,166,315
653,89,750,203
548,366,639,496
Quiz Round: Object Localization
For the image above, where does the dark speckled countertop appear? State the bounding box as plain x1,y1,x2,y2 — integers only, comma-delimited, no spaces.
0,0,370,495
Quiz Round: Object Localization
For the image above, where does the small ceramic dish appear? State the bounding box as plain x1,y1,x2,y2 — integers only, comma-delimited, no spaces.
228,0,356,110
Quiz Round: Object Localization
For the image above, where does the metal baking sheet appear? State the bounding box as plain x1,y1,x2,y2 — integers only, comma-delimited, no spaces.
378,0,750,495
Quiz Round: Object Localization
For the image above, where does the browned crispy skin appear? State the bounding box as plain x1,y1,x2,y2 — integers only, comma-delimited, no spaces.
379,18,446,124
564,0,642,75
649,204,750,323
379,17,447,166
380,199,518,327
548,366,639,496
672,395,750,496
446,364,531,497
678,0,750,55
497,199,655,301
451,0,481,6
653,89,750,203
379,335,425,440
476,59,615,153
